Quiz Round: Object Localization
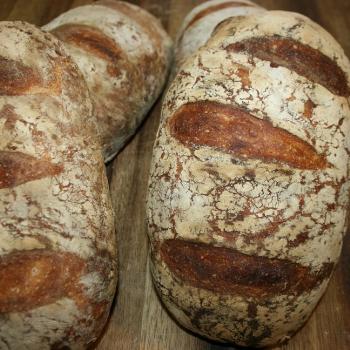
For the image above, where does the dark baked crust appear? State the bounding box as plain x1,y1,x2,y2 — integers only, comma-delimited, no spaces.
227,36,350,97
169,101,328,170
0,151,63,189
160,239,333,298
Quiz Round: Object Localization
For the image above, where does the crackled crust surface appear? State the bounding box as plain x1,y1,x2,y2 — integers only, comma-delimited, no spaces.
0,22,116,349
148,11,350,347
175,0,265,69
43,0,173,162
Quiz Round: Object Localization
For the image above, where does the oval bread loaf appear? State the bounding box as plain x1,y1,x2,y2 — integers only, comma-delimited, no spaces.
43,0,173,162
0,22,116,349
147,10,350,347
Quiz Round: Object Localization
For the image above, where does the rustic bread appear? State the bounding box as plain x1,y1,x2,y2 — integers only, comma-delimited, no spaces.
147,10,350,347
43,0,173,162
175,0,265,69
0,22,116,349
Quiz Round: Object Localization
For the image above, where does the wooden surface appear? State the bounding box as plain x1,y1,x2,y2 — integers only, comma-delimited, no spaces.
1,0,349,349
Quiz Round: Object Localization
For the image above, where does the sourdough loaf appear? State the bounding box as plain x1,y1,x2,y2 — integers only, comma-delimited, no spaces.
43,0,173,162
0,22,116,349
147,10,350,347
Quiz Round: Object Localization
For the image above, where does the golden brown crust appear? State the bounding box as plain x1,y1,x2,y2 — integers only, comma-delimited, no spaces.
0,56,43,96
0,151,63,189
52,24,124,77
0,250,85,313
169,101,328,170
160,240,333,298
235,66,251,89
0,55,65,96
226,36,350,97
303,99,316,120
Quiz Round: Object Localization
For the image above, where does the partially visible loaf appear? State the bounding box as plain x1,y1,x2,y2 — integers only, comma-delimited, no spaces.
175,0,265,69
147,10,350,347
44,0,173,162
0,21,116,349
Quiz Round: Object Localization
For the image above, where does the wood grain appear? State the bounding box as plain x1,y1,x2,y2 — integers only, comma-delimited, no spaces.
1,0,349,349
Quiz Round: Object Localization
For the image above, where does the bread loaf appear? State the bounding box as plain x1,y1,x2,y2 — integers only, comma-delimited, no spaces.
147,10,350,347
175,0,265,68
43,0,173,162
0,22,116,349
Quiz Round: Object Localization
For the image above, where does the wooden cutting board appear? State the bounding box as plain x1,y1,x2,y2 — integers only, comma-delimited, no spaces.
2,0,349,349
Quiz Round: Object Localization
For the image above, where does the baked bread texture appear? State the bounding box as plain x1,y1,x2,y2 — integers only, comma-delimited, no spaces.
175,0,266,69
44,0,173,162
147,10,350,347
0,21,116,349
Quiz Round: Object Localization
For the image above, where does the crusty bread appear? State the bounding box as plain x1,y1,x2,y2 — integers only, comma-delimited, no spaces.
0,2,172,347
175,0,265,69
0,22,116,349
44,0,173,162
147,10,350,347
